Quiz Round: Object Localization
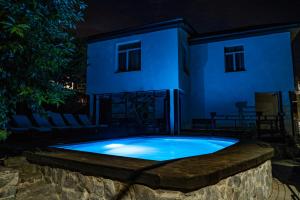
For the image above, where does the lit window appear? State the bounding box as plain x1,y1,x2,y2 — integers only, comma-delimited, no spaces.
117,42,141,72
224,46,245,72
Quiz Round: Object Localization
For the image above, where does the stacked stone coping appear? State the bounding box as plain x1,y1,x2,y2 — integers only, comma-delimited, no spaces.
36,160,272,200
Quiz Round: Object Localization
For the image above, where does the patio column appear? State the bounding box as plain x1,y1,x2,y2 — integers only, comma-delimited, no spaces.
95,95,100,125
169,89,180,135
174,89,180,135
169,90,174,134
89,94,94,120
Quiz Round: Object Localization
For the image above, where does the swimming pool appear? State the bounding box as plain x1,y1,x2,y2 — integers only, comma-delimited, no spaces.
54,136,238,161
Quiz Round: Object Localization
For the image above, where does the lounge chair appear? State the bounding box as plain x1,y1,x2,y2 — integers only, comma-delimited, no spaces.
78,114,107,128
78,114,105,132
8,126,30,134
63,114,86,128
64,114,100,134
11,115,52,133
47,112,74,130
78,114,94,126
32,113,70,132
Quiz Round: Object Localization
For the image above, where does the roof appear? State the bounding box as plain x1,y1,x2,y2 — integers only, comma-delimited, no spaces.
86,18,197,43
190,22,300,44
86,18,300,44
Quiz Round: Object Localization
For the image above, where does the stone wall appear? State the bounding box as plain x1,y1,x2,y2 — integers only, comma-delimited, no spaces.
0,167,19,200
36,160,272,200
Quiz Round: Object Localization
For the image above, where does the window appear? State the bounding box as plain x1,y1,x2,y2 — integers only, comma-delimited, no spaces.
224,46,245,72
117,42,141,72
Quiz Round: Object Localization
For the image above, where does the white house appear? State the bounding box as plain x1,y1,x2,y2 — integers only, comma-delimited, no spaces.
86,18,299,135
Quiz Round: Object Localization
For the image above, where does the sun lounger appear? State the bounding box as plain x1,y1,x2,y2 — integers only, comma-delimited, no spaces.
48,112,67,126
64,114,95,128
11,115,52,133
32,113,70,132
9,127,30,133
78,114,104,132
78,114,94,126
63,114,84,128
78,114,107,128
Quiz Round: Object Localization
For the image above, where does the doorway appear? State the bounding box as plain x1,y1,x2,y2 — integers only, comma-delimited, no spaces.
99,97,112,125
255,92,281,115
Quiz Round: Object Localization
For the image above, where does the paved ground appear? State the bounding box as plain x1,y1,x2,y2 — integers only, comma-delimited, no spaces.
269,178,300,200
271,159,300,200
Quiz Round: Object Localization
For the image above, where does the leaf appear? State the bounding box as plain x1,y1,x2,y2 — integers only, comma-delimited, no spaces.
10,24,30,37
0,130,9,141
0,21,13,27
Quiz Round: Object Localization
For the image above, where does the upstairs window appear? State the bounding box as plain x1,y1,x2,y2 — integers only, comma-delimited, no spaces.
224,46,245,72
117,41,141,72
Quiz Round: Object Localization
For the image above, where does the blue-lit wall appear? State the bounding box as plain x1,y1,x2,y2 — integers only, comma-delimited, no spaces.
178,28,191,128
189,32,295,118
87,27,295,132
87,28,180,94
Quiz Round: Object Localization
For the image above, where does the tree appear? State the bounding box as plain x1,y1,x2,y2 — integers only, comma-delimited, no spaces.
0,0,87,140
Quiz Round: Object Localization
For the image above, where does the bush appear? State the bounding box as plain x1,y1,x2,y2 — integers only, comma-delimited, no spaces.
0,0,87,139
0,130,9,141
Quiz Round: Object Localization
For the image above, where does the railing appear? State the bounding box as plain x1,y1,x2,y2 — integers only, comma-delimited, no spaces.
192,112,286,136
95,90,170,133
292,119,300,139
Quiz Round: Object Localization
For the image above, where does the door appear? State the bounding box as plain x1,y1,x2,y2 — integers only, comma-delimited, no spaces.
255,92,279,115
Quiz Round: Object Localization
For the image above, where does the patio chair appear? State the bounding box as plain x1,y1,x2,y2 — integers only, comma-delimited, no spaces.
32,113,70,132
63,114,88,128
8,126,30,134
48,112,76,130
78,114,95,126
78,114,107,128
64,114,101,134
11,115,52,133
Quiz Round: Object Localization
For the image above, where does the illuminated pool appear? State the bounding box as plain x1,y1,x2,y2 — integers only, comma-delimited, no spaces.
54,136,238,161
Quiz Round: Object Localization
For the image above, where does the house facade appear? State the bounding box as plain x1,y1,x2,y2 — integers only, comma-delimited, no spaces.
86,18,299,135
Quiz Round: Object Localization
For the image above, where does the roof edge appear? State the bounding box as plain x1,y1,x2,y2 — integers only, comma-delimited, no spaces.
190,22,300,45
86,17,197,44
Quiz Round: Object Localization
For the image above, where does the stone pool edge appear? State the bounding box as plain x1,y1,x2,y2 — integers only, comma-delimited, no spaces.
25,140,274,192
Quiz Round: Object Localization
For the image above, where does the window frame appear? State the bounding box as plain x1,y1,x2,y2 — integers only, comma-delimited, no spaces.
116,41,141,73
224,45,245,73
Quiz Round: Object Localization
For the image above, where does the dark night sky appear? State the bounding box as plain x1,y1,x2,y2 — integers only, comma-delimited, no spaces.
78,0,300,37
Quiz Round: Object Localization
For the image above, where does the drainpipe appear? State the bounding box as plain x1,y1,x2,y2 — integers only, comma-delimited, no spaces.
289,91,296,138
95,95,100,125
89,94,94,120
174,89,180,136
169,89,175,135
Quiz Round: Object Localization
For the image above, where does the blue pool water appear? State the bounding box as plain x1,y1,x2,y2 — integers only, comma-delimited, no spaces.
54,136,238,161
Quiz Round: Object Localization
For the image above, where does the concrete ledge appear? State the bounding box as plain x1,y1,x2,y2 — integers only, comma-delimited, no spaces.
25,140,273,192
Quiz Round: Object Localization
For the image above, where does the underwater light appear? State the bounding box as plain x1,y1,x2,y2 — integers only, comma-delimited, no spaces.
104,144,124,149
104,145,156,155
